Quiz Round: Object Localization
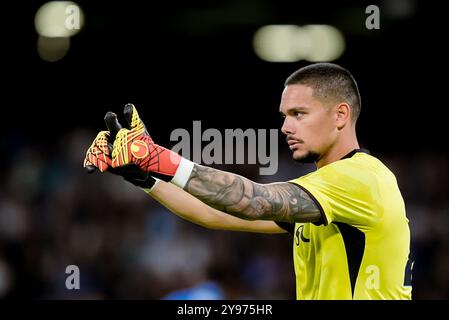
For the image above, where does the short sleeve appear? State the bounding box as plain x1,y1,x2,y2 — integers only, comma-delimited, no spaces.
289,160,381,229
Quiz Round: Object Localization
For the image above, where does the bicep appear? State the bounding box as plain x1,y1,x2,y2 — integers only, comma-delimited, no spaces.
250,181,323,224
149,180,287,233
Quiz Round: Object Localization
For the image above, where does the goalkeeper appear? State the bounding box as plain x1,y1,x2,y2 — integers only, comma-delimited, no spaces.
84,63,413,299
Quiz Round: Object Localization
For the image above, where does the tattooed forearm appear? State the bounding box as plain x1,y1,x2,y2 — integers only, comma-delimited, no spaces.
184,164,321,223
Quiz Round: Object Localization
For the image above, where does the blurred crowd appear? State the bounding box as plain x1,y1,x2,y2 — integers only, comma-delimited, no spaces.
0,128,448,299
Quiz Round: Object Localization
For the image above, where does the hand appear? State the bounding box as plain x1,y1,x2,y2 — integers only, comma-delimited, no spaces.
83,111,157,189
83,130,112,173
110,103,182,181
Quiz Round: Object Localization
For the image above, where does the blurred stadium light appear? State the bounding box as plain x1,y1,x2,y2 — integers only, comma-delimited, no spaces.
37,36,70,62
253,24,345,62
34,1,84,61
34,1,84,37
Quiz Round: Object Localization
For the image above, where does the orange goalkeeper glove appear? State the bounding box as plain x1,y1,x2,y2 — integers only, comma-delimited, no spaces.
110,103,185,182
83,130,112,173
83,111,158,189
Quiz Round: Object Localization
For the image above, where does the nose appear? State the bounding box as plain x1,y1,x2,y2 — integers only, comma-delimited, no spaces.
281,117,294,136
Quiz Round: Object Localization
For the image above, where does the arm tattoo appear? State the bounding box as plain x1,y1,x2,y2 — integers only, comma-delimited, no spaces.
184,164,322,223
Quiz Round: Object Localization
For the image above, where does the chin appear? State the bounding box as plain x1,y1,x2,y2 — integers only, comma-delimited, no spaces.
292,150,320,163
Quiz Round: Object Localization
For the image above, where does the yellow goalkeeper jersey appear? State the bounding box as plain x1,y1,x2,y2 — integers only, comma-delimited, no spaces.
286,149,412,300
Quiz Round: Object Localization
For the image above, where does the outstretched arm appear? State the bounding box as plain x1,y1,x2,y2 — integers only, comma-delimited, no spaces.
83,122,286,234
148,180,287,233
182,164,322,224
107,104,322,224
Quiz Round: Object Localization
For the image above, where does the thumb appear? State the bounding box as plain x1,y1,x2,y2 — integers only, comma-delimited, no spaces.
104,111,123,154
104,111,122,155
104,111,123,139
123,103,147,132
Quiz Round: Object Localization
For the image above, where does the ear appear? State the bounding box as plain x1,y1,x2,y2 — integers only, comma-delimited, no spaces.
335,103,351,129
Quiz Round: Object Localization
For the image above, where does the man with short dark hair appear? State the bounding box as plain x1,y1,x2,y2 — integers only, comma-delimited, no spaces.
84,62,413,299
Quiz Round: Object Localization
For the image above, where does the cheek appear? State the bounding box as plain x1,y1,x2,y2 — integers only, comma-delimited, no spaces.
306,116,335,142
314,113,335,132
302,117,319,133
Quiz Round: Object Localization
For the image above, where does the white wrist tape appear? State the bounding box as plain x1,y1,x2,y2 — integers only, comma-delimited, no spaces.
171,157,195,188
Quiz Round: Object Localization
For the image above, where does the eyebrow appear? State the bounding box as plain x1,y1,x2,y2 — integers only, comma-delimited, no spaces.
279,106,309,115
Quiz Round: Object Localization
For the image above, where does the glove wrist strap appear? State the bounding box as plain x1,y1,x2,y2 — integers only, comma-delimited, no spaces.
171,157,195,189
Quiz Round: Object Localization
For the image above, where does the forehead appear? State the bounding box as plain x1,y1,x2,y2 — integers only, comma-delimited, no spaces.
279,84,320,112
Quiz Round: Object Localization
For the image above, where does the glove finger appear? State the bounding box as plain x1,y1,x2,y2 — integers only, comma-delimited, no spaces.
104,111,124,154
83,153,101,173
87,153,98,167
111,128,131,168
95,131,110,155
85,165,97,174
85,154,110,173
85,148,109,173
123,103,147,133
104,111,123,140
83,131,112,173
84,157,97,173
96,154,111,172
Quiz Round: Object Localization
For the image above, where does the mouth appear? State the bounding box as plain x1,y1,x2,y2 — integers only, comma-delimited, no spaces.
289,143,300,151
287,139,302,150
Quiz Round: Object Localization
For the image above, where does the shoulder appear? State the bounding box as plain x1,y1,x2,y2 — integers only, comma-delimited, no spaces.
323,152,394,178
292,152,397,191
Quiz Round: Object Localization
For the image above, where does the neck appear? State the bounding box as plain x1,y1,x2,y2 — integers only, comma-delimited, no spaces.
316,131,359,169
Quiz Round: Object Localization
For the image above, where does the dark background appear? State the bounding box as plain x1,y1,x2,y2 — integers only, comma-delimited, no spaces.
4,0,447,152
0,0,448,299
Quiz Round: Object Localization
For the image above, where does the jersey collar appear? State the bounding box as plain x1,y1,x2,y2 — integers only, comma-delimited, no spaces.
340,148,370,160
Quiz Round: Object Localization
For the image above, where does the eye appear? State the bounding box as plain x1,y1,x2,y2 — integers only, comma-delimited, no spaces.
294,111,304,119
